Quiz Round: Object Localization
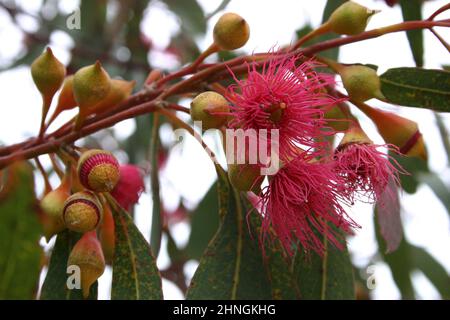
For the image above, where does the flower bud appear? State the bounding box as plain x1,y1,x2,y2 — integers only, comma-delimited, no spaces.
228,163,264,193
355,103,427,160
73,61,111,110
338,123,372,147
339,65,385,102
327,1,378,35
63,191,103,233
99,204,115,264
190,91,230,130
67,231,105,298
31,47,66,106
40,179,70,221
90,79,135,115
77,149,120,192
213,12,250,50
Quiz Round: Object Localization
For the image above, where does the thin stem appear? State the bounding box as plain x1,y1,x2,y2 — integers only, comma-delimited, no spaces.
149,114,162,257
48,153,64,179
34,157,51,194
429,28,450,53
292,22,331,50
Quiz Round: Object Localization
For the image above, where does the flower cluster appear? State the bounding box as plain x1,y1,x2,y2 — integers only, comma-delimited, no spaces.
225,53,405,256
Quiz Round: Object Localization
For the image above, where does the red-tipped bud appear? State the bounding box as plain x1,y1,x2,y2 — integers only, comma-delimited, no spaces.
67,231,105,298
190,91,230,130
77,149,120,192
356,104,427,160
110,165,145,211
63,191,103,233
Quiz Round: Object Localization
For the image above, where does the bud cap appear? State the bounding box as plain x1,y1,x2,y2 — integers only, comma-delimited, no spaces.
77,149,120,192
63,191,103,233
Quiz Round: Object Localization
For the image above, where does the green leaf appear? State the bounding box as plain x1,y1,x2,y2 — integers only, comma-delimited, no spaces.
400,0,424,67
411,246,450,299
0,162,42,299
390,152,428,194
292,231,355,299
163,0,206,35
40,230,98,300
186,167,272,299
418,172,450,216
185,182,220,260
206,0,232,20
380,68,450,112
375,213,415,299
107,195,163,300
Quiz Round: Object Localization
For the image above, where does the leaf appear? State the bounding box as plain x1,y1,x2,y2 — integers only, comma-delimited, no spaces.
107,195,163,300
418,172,450,216
411,246,450,299
0,162,42,299
380,68,450,112
376,177,402,253
40,230,98,300
186,167,272,299
206,0,232,20
390,152,428,194
292,230,355,300
185,182,220,260
162,0,206,35
375,214,414,299
400,0,424,67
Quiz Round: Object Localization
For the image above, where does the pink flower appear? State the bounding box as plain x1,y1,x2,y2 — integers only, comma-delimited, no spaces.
334,142,404,204
111,165,145,211
226,53,340,161
259,152,358,256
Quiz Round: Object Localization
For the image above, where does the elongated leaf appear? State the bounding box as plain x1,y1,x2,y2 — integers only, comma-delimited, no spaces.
411,246,450,299
247,211,299,300
390,152,429,194
292,231,355,299
418,172,450,216
400,0,424,67
380,68,450,112
40,230,98,300
206,0,232,19
163,0,206,35
186,168,272,299
107,195,163,300
0,162,42,299
185,182,220,260
375,214,414,299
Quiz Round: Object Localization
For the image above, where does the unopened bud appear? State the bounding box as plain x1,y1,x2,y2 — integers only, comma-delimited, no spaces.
213,13,250,50
73,61,111,110
77,149,120,192
228,163,264,193
67,231,105,298
63,191,103,233
339,65,385,102
327,1,378,35
190,91,230,130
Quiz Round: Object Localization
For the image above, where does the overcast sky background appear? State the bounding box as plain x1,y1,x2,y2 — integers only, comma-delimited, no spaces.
0,0,449,299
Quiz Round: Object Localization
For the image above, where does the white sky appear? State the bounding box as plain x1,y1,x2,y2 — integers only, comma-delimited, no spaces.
0,0,449,300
